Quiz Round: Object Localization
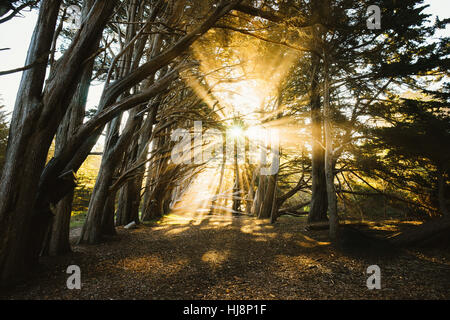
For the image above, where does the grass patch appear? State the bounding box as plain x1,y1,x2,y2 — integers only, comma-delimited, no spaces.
70,211,87,229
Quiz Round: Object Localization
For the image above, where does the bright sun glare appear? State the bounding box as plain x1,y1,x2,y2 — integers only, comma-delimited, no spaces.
229,125,244,138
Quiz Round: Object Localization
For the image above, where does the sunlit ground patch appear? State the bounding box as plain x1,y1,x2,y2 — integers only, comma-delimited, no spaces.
282,233,294,240
296,234,330,248
117,256,189,276
202,250,230,267
161,212,235,229
370,224,399,232
240,221,274,233
273,255,331,275
165,226,191,235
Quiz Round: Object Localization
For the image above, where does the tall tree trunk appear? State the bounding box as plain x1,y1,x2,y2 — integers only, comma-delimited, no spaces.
47,1,97,255
79,160,116,244
141,124,174,222
116,128,141,226
150,129,171,218
116,98,159,225
78,113,123,244
116,178,141,226
0,0,63,285
101,194,117,236
245,168,257,215
308,53,328,224
270,183,280,224
437,168,449,217
323,57,339,241
259,142,279,219
259,175,276,219
232,135,241,213
79,107,143,244
253,176,265,218
141,135,162,221
0,0,116,285
252,136,269,218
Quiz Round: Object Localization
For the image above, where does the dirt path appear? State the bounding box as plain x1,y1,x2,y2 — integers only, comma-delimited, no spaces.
1,214,449,299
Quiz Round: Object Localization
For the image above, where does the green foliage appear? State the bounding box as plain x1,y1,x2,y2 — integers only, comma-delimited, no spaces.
72,155,101,212
275,0,449,220
373,98,450,170
359,94,450,216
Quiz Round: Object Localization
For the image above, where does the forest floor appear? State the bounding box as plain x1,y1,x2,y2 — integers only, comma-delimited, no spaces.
1,213,449,300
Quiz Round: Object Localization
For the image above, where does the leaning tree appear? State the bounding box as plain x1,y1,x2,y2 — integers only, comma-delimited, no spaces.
0,0,250,286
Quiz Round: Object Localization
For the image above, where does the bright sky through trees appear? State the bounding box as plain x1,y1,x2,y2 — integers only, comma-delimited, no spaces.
0,0,448,118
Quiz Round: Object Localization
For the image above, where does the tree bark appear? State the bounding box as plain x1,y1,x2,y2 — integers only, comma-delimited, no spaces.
142,135,162,221
323,57,339,241
79,107,144,244
261,142,280,220
116,135,141,226
116,94,161,225
0,0,63,285
253,175,266,218
245,168,257,215
437,169,449,217
260,175,277,219
46,0,97,256
0,0,117,285
232,134,241,213
308,53,328,224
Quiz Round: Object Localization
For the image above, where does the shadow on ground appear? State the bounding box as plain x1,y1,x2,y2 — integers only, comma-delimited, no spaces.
1,214,449,299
